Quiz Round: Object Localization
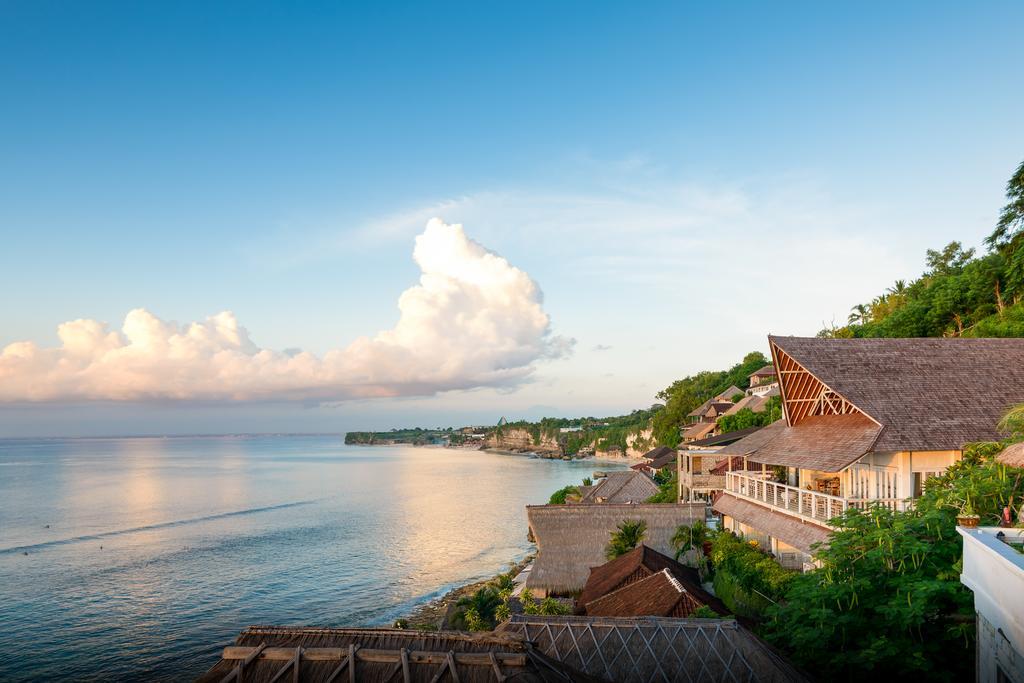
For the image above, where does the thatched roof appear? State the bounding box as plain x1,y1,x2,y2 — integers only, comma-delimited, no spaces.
998,442,1024,468
579,471,659,504
713,494,831,554
577,545,730,617
499,615,809,683
770,335,1024,452
525,503,705,594
195,626,600,683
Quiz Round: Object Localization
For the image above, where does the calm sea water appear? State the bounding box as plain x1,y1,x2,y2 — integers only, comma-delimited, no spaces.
0,435,622,682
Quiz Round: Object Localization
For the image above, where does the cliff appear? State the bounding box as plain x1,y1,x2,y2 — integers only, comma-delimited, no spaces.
484,427,562,456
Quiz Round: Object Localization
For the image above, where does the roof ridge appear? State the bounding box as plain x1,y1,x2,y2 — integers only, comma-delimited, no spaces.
660,567,686,594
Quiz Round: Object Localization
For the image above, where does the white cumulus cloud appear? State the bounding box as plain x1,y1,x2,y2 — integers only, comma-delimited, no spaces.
0,219,572,403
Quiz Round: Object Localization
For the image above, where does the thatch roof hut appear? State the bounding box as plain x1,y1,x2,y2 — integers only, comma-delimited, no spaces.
998,442,1024,468
195,626,600,682
499,615,809,683
525,503,705,595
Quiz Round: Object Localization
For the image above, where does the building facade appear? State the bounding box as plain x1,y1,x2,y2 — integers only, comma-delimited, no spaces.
712,336,1024,570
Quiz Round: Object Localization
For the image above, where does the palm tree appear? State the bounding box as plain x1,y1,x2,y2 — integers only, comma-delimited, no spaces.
999,403,1024,437
454,587,501,630
670,520,709,561
605,519,647,559
888,280,907,296
848,304,869,325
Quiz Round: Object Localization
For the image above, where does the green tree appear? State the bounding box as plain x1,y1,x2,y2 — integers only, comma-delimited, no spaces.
763,441,1024,681
986,159,1024,251
605,519,647,559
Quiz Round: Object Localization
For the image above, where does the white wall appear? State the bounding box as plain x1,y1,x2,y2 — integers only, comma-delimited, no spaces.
958,527,1024,683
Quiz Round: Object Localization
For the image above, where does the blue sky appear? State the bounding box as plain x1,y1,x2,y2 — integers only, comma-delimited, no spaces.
1,1,1022,436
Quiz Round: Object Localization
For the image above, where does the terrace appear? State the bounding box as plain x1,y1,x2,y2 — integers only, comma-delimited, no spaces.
724,470,907,527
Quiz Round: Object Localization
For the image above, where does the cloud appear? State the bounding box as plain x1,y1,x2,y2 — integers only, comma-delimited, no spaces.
0,220,572,403
591,344,613,352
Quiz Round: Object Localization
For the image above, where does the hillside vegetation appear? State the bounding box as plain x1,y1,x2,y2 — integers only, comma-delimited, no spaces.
824,160,1024,339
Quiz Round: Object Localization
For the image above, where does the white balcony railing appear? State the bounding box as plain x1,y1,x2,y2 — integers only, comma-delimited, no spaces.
724,471,848,526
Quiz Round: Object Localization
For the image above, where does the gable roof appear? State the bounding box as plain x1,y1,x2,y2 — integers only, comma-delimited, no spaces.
525,504,705,594
687,397,716,418
641,445,675,461
722,394,763,416
195,626,597,683
682,422,717,441
584,569,704,618
580,470,659,504
771,336,1024,452
648,450,678,470
750,365,777,379
577,544,730,617
724,413,883,472
705,401,734,417
716,385,745,400
500,615,809,683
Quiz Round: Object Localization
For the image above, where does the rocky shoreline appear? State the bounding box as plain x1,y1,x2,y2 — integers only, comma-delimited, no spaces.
399,556,534,630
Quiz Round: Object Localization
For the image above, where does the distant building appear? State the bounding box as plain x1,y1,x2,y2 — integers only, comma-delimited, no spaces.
746,364,779,396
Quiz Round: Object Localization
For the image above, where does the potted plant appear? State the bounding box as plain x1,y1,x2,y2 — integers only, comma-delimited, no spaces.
957,499,980,528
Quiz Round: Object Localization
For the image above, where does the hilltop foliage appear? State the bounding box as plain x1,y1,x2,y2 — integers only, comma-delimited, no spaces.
651,351,770,447
823,160,1024,339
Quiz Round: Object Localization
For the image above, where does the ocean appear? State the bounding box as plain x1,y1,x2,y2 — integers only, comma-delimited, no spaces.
0,435,623,681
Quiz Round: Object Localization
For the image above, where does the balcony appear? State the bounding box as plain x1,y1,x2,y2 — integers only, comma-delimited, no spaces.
724,471,909,526
724,471,847,526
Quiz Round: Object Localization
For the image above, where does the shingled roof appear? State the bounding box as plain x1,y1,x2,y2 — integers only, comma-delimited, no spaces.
641,445,675,461
713,494,831,554
579,470,659,504
195,626,599,683
770,336,1024,452
750,365,777,379
577,544,730,617
682,422,717,441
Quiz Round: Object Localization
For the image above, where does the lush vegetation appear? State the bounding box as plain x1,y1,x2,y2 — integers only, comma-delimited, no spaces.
716,395,782,433
548,484,580,504
605,519,647,559
823,160,1024,339
449,569,571,631
708,530,795,619
748,440,1022,681
652,351,770,447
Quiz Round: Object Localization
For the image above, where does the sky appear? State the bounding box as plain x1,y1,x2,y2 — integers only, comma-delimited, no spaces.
1,1,1023,437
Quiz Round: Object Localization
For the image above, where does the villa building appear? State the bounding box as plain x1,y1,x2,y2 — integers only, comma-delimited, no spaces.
746,364,779,397
712,335,1024,570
